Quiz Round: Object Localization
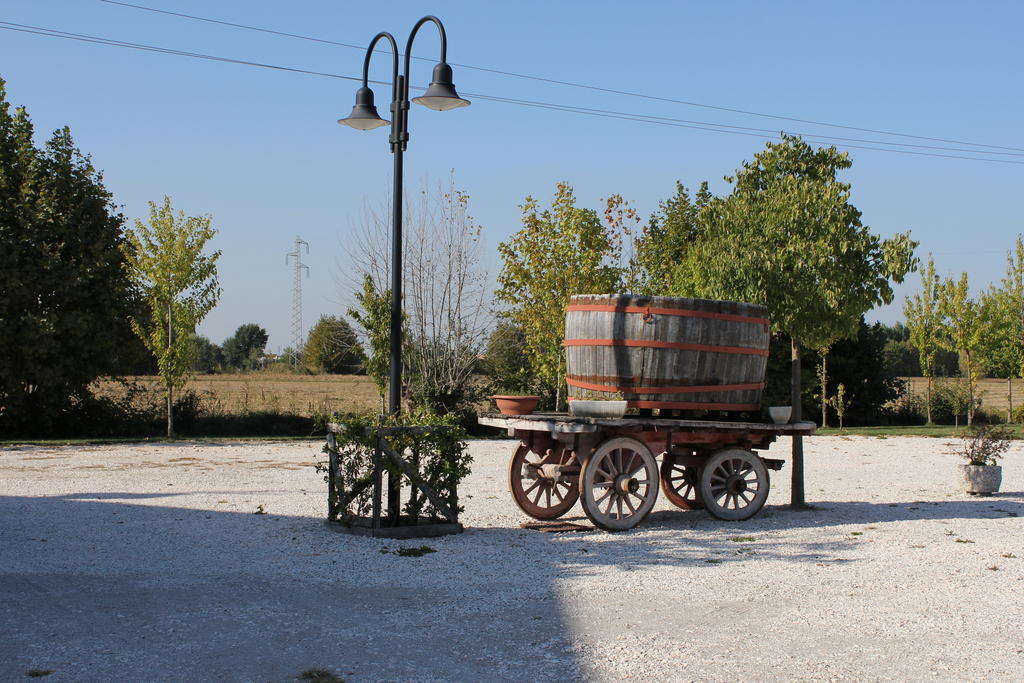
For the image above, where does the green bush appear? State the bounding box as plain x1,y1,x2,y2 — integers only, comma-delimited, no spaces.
1,382,324,440
955,424,1014,466
321,411,471,525
930,380,977,425
884,391,927,426
972,407,1006,425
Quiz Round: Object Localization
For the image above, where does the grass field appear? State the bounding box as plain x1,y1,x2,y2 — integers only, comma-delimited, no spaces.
903,376,1021,413
95,375,1021,421
95,374,382,418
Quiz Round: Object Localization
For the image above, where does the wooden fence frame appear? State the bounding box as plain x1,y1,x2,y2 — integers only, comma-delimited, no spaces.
325,423,463,538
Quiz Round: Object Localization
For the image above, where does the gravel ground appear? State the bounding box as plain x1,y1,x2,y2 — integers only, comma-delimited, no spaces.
1,435,1022,682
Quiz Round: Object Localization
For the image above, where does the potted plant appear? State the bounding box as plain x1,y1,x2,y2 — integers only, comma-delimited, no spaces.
569,390,627,418
490,394,541,415
955,424,1013,495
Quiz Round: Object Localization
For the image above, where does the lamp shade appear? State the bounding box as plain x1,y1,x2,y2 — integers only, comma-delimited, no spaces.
412,62,471,111
337,86,390,130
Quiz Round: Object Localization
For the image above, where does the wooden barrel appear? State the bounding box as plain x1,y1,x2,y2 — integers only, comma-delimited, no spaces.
564,294,770,412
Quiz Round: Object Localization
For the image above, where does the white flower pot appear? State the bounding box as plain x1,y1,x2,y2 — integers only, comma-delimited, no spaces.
768,406,792,424
959,464,1002,495
569,400,627,418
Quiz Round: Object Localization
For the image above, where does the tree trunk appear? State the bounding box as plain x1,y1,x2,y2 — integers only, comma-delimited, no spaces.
555,371,562,412
791,337,806,508
925,373,933,425
820,354,828,428
1008,377,1014,424
966,353,974,426
167,301,174,437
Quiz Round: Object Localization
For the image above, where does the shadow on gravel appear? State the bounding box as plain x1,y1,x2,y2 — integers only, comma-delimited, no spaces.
0,493,587,682
749,497,1024,528
3,486,1022,681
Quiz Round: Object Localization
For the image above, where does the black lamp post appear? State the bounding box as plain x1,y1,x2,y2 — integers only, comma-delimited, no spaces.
338,16,470,417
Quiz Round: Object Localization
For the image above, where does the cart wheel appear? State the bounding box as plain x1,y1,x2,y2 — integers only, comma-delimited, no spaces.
660,453,704,510
698,448,770,521
508,443,580,520
579,437,659,531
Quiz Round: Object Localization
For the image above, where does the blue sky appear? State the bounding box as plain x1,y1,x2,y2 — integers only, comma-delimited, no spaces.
2,0,1021,351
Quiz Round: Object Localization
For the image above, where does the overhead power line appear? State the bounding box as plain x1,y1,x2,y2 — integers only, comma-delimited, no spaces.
0,21,360,81
466,93,1024,165
2,21,1023,166
466,93,1024,157
97,0,1024,154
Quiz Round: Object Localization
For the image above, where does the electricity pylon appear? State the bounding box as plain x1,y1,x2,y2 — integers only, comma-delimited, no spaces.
285,236,309,366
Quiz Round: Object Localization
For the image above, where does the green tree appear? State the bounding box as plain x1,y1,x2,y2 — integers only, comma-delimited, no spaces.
189,335,223,374
304,315,363,374
629,181,712,295
817,345,832,427
496,182,624,409
878,321,911,342
903,255,945,423
483,321,533,394
830,383,851,429
122,197,221,436
348,275,392,413
764,321,902,427
0,79,137,433
881,339,921,377
672,135,917,505
977,238,1024,422
822,319,905,426
939,272,984,425
222,323,269,371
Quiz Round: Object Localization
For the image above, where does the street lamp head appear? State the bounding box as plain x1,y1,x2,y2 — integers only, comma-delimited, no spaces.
337,86,390,130
411,62,471,111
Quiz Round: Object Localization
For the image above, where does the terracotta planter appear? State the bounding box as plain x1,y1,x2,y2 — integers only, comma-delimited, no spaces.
960,464,1002,495
491,395,540,415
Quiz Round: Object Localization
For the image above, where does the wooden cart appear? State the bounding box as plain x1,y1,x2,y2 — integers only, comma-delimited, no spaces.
478,412,816,531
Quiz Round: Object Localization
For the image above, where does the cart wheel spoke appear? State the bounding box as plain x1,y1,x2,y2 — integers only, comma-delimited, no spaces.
580,437,659,531
659,453,707,511
622,495,637,514
604,494,616,516
531,485,545,505
509,444,579,520
699,448,770,521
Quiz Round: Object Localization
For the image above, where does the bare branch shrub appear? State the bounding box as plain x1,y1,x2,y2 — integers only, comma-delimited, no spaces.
341,174,491,415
